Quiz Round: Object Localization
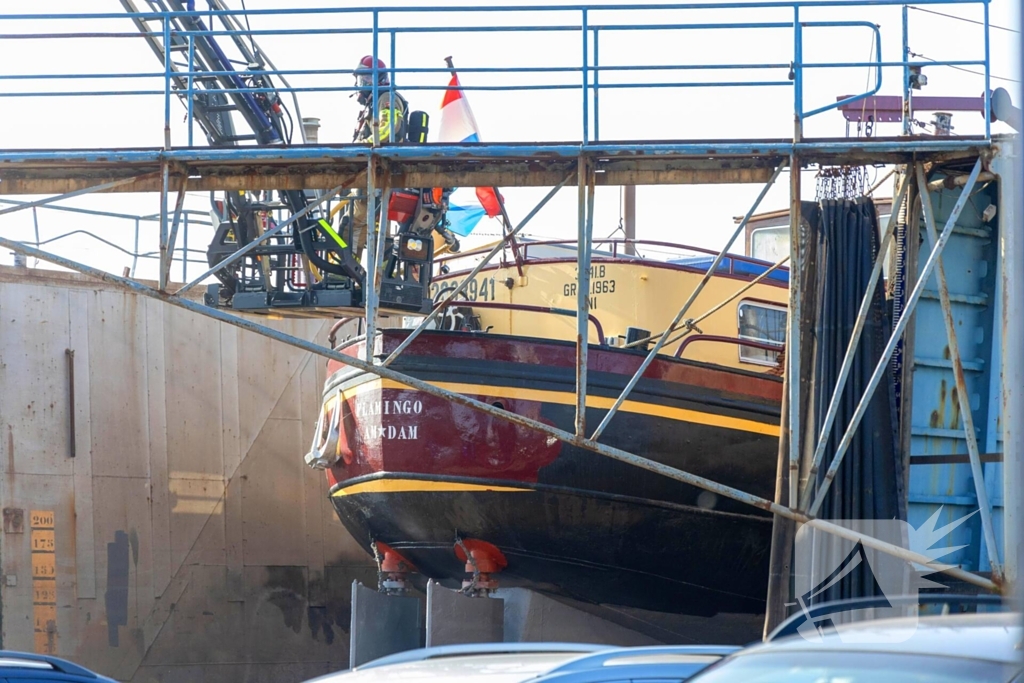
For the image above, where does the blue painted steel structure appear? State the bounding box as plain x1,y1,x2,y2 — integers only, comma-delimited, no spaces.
906,173,1004,572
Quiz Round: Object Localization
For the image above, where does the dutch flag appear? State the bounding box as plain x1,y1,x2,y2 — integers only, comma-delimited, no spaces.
438,69,504,236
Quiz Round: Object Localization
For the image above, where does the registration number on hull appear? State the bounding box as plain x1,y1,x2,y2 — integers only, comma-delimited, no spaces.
429,276,498,303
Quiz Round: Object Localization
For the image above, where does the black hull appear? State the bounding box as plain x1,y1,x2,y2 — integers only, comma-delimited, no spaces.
322,331,782,623
331,474,771,617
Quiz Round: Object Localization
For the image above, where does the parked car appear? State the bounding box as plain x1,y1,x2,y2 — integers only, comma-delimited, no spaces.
0,651,117,682
529,645,739,683
686,611,1022,683
306,643,736,683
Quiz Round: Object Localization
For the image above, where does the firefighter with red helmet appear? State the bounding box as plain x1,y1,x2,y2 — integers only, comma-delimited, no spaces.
352,55,408,144
348,56,409,258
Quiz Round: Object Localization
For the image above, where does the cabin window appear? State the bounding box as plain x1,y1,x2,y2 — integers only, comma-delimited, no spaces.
749,226,790,262
737,301,786,365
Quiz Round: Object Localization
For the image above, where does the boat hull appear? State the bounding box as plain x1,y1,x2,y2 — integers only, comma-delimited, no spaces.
332,476,771,615
322,330,782,617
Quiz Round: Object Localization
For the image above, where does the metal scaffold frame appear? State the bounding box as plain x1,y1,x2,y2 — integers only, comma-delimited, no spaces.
0,0,1014,633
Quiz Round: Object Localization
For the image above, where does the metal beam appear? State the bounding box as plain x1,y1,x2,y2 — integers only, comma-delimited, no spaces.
0,234,1000,590
175,180,352,295
787,157,802,508
0,172,369,195
666,255,790,351
0,234,997,593
0,174,157,215
0,138,986,196
364,155,380,364
807,158,984,517
798,170,910,510
159,158,170,290
576,159,596,437
0,167,778,194
1003,129,1023,593
161,175,188,290
621,185,636,255
916,162,1002,580
380,175,572,367
588,162,785,442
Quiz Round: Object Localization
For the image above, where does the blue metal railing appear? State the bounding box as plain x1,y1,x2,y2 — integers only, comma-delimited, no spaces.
0,198,212,280
0,0,993,148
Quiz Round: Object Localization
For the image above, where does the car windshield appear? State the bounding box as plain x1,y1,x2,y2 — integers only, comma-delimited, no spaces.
692,651,1018,683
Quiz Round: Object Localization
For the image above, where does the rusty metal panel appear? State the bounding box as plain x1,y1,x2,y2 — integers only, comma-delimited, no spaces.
907,176,1001,571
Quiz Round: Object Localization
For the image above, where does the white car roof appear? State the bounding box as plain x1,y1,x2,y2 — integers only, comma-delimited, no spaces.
311,651,591,683
744,611,1022,665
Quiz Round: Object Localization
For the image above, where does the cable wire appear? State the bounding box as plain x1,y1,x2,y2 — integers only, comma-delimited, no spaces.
238,0,259,58
909,51,1020,84
908,5,1019,33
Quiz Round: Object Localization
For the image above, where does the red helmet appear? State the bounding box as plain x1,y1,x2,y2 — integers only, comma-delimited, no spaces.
354,55,389,88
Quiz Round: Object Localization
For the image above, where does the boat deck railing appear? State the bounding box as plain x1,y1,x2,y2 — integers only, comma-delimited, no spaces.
675,333,785,361
430,299,608,346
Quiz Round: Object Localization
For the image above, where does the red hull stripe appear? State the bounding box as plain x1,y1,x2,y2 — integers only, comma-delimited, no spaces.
326,378,779,436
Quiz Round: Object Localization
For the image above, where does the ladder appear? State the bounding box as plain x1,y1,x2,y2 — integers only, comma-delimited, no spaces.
118,0,285,146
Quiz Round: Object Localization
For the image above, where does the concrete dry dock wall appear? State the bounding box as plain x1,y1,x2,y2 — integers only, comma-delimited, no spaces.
0,266,375,682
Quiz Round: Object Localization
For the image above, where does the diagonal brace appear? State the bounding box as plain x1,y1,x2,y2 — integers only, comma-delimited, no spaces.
161,175,189,289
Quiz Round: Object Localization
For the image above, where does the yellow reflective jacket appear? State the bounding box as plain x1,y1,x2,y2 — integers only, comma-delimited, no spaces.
356,91,408,145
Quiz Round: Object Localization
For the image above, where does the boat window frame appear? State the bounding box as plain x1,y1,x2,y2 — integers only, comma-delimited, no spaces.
736,299,787,366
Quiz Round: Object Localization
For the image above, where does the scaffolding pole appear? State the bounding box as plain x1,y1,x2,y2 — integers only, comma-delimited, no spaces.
162,176,188,289
364,156,380,364
576,158,595,437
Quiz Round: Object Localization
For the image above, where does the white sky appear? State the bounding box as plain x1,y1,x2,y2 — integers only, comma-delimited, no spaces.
0,0,1019,282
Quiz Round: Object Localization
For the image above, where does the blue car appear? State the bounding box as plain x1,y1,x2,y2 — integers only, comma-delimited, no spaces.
0,652,116,683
